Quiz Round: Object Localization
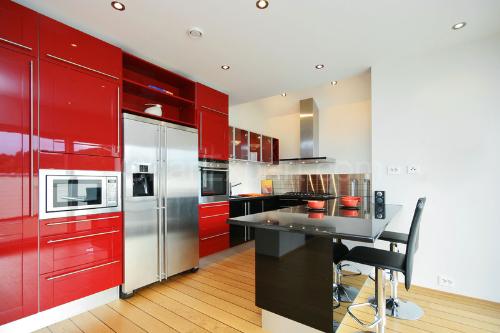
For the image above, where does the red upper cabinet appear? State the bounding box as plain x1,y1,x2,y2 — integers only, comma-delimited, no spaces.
39,16,121,79
38,16,122,158
197,83,229,160
249,132,261,162
40,60,121,157
196,83,228,115
0,46,38,325
262,135,273,163
0,0,38,56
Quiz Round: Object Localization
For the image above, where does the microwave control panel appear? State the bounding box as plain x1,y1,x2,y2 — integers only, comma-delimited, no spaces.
107,177,118,206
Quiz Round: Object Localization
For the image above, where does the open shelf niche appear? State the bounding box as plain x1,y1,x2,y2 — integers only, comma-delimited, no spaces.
122,52,197,127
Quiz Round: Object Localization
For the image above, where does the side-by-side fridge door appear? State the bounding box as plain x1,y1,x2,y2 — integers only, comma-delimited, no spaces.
122,116,161,295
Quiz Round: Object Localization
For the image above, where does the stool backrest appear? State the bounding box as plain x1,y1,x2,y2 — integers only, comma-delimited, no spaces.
404,197,426,290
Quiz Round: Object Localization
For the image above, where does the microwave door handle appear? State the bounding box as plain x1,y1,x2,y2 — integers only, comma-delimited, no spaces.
60,196,86,202
201,168,229,172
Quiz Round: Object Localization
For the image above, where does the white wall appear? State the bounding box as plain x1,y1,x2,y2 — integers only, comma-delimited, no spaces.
371,33,500,302
229,71,372,194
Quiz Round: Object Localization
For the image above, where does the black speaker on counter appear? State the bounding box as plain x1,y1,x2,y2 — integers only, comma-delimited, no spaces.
374,190,385,219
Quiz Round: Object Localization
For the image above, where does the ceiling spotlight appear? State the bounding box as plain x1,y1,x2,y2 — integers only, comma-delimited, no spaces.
221,65,230,70
281,92,287,97
111,1,125,11
256,0,269,9
315,64,325,69
452,22,466,30
331,81,338,86
187,27,204,39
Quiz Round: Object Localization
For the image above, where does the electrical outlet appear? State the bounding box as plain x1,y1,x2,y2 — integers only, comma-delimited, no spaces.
387,166,401,175
407,165,420,174
437,275,454,287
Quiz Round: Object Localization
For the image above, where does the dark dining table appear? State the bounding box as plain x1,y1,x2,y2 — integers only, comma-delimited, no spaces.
227,198,402,332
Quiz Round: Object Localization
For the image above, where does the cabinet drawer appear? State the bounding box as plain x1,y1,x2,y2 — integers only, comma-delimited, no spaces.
40,16,121,79
40,260,122,311
196,83,228,115
0,1,38,55
40,229,122,275
199,202,229,218
40,213,122,237
200,233,230,258
199,213,229,239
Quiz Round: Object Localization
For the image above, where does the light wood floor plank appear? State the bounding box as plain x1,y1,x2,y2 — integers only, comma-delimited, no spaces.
71,311,114,333
48,319,83,333
90,305,145,333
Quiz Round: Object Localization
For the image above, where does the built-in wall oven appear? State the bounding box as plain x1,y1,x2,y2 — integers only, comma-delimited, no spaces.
199,160,229,203
39,169,121,219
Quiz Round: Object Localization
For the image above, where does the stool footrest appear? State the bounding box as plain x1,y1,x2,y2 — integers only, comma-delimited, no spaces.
347,302,382,328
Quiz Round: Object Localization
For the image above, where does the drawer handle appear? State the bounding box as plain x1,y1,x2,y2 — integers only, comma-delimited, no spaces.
0,37,32,51
201,203,229,208
47,230,119,244
201,105,226,116
201,213,229,219
201,232,230,241
46,260,120,281
46,215,120,226
46,54,119,80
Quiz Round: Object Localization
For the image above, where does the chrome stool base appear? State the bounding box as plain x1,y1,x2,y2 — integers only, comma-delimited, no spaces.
368,296,424,320
333,284,360,303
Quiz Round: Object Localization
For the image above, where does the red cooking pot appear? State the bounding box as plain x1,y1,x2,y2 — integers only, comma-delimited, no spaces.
307,200,325,210
340,196,361,208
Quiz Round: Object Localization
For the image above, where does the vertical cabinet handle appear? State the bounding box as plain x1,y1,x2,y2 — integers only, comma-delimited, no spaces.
30,60,34,217
199,110,203,154
117,86,120,155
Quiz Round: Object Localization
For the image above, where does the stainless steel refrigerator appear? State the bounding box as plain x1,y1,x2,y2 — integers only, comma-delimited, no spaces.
121,113,199,296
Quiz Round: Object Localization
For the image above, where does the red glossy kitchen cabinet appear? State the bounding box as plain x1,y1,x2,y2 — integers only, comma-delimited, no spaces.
0,0,38,56
39,213,123,311
40,60,121,157
228,126,234,159
199,202,230,257
39,15,122,158
197,83,229,160
234,128,249,160
249,132,262,162
262,135,273,163
0,46,38,325
273,138,280,165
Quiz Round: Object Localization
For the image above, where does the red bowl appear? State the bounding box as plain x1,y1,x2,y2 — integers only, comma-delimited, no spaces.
340,196,361,207
307,200,325,210
308,212,325,219
340,209,360,217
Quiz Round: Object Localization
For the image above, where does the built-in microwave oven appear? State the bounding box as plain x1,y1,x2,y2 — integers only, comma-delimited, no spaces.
39,169,122,219
199,160,229,204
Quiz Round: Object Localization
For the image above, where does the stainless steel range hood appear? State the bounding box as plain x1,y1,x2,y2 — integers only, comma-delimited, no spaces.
280,98,335,164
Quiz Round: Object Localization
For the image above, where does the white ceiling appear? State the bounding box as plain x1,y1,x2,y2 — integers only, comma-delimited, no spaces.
15,0,500,105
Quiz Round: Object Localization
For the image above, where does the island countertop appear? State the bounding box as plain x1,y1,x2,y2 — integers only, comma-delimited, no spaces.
227,198,402,242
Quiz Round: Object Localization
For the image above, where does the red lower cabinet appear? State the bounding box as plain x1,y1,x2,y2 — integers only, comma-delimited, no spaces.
40,260,121,311
39,213,123,310
199,202,230,257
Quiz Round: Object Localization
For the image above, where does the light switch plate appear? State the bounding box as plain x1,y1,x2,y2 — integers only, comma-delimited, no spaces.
387,166,401,175
407,165,420,174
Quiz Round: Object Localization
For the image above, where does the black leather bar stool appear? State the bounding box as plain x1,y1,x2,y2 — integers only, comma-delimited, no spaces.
343,198,426,333
368,228,423,320
332,240,361,304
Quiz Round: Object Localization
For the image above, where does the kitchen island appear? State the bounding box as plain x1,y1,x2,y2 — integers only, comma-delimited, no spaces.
227,198,402,333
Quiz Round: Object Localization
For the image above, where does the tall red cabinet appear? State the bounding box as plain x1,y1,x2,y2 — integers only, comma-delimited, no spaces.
0,0,39,324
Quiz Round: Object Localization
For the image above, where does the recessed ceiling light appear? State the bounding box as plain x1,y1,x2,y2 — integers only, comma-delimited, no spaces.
111,1,125,11
187,27,203,39
256,0,269,9
221,65,230,70
452,22,466,30
331,81,338,86
281,92,287,97
315,64,325,69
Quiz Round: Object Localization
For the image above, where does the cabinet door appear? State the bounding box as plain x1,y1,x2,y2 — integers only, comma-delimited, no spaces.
234,128,249,160
40,60,120,157
197,83,228,115
262,135,272,163
0,47,37,325
199,108,229,160
249,132,261,162
0,1,38,56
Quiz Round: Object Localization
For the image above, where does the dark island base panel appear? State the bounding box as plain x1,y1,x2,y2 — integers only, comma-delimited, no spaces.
255,229,335,333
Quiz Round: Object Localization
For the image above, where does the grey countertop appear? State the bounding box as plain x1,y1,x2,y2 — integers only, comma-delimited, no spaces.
227,198,402,242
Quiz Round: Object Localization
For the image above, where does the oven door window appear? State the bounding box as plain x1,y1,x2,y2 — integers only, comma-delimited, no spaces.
201,170,228,197
52,179,103,209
